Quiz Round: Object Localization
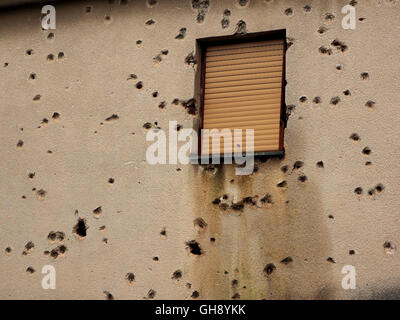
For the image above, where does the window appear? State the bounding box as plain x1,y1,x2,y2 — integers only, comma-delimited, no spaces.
195,30,286,158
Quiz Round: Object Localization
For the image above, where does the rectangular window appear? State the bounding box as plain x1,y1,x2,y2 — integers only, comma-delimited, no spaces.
197,30,286,158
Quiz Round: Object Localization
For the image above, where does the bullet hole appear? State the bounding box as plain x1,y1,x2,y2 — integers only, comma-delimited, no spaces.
349,250,355,255
234,20,247,35
284,8,293,16
36,189,46,199
73,218,88,239
186,240,202,256
26,49,34,56
210,237,216,243
108,178,115,184
46,54,55,62
5,247,12,255
26,266,35,275
304,5,311,12
16,140,24,148
192,0,210,23
102,238,108,245
286,37,295,49
47,150,53,154
263,263,276,277
127,74,137,82
145,19,155,26
58,52,64,60
365,100,375,108
238,0,248,6
317,26,327,35
182,98,197,115
136,40,143,47
143,122,152,129
277,180,287,188
33,94,41,102
152,256,159,262
175,124,183,131
160,228,167,239
293,160,304,170
350,0,357,6
156,101,166,110
313,96,321,104
299,96,307,103
316,161,324,168
28,72,36,81
193,218,207,231
104,291,114,300
260,193,273,205
324,13,335,23
298,175,308,183
85,6,92,13
328,214,334,219
319,46,332,55
350,133,360,141
221,9,231,28
365,161,372,166
375,183,384,193
136,81,143,89
281,165,289,173
93,206,102,218
280,257,293,265
212,198,221,205
343,89,351,96
362,147,371,155
383,241,396,254
22,241,34,255
162,49,169,55
359,17,366,22
99,226,106,232
147,289,156,299
327,257,336,263
368,188,375,196
191,290,199,299
120,0,128,5
175,27,187,40
336,64,343,71
147,0,157,7
361,72,369,80
231,279,239,288
330,96,341,105
152,91,159,98
172,270,182,281
331,39,348,52
125,272,135,285
354,187,363,195
47,231,65,243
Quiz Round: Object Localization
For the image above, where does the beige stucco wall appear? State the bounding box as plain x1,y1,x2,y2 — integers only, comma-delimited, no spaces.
0,0,399,300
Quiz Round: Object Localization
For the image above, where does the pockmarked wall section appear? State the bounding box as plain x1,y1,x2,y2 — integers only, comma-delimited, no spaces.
0,0,399,299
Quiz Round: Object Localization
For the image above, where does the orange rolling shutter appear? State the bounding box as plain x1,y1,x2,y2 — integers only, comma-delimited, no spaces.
201,38,285,155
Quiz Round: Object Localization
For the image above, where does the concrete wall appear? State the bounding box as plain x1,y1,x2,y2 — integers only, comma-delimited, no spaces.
0,0,399,300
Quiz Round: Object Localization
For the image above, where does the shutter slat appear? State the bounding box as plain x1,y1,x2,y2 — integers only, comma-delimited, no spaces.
206,66,283,79
206,44,284,57
202,38,284,155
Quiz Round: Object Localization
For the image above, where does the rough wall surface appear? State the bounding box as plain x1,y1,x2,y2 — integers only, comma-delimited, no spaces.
0,0,399,300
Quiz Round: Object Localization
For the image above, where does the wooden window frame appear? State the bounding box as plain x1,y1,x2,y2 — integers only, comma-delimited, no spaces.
192,29,287,162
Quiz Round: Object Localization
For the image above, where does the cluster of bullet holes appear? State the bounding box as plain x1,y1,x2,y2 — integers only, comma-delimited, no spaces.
47,52,64,62
191,0,210,23
153,49,169,64
143,121,161,130
221,9,231,29
44,245,67,259
185,52,196,68
186,240,202,256
234,20,247,35
73,218,88,239
175,28,187,40
354,183,384,199
170,98,197,115
125,272,135,286
47,231,65,243
22,241,34,255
